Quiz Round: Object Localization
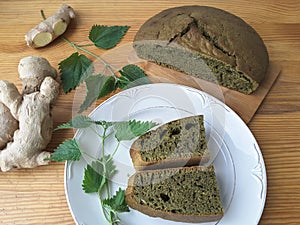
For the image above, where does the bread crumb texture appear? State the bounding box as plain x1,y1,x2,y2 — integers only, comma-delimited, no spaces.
133,167,223,214
134,115,207,162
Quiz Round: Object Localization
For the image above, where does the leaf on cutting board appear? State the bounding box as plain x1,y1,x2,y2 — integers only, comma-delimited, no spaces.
59,52,94,93
89,25,130,50
117,64,151,89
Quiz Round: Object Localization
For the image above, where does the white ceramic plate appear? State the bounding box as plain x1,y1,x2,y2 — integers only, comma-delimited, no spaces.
64,83,267,225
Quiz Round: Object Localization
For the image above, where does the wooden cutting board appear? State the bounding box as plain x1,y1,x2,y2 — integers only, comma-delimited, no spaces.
101,43,281,124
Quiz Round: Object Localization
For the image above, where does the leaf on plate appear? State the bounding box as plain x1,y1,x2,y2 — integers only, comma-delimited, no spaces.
54,115,116,132
55,115,94,130
93,120,113,129
117,64,151,89
82,162,105,193
82,157,117,193
101,155,117,179
59,52,94,93
89,25,130,50
50,139,82,162
113,120,158,141
102,188,130,213
79,74,116,113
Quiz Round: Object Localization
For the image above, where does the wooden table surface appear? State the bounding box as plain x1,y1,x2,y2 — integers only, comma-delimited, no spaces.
0,0,299,224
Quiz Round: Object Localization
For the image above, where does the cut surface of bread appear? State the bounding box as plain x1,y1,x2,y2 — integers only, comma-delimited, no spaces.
134,5,269,94
130,115,209,170
126,166,224,223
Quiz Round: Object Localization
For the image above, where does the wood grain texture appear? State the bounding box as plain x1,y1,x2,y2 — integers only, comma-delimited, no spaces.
0,0,299,224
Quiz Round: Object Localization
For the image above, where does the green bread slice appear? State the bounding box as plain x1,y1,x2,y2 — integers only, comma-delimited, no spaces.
126,166,224,223
130,115,209,170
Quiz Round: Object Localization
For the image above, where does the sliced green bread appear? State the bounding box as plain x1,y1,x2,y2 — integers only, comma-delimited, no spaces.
130,115,209,170
126,166,224,223
127,115,224,223
133,6,269,94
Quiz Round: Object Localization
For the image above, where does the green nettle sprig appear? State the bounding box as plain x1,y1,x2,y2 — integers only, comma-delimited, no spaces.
59,25,151,112
50,23,154,224
50,115,158,224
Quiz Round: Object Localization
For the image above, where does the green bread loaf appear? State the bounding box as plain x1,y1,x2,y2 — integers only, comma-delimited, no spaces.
134,5,269,94
126,166,224,223
130,115,209,170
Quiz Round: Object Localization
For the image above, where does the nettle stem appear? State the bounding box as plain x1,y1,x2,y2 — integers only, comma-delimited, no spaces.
63,38,117,78
98,180,112,224
63,38,78,52
108,141,121,162
77,43,94,47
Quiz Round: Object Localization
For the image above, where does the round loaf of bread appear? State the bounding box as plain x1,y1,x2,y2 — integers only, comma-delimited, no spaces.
133,5,269,94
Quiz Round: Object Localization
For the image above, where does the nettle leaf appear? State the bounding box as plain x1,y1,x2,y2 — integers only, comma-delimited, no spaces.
51,139,82,162
79,74,116,113
89,25,130,50
102,188,130,213
59,52,94,93
93,120,113,129
92,156,117,179
82,157,116,193
101,155,117,179
117,64,151,89
55,115,93,130
114,120,158,141
82,162,105,193
55,116,115,131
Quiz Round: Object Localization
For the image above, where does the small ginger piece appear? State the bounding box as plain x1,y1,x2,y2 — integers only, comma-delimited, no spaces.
25,4,75,48
0,56,59,172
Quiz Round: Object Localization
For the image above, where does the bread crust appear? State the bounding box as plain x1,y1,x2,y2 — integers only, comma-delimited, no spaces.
125,166,223,223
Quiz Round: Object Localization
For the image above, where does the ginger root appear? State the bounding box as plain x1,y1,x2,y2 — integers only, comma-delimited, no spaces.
18,56,57,94
0,56,59,172
25,4,75,48
0,103,18,149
